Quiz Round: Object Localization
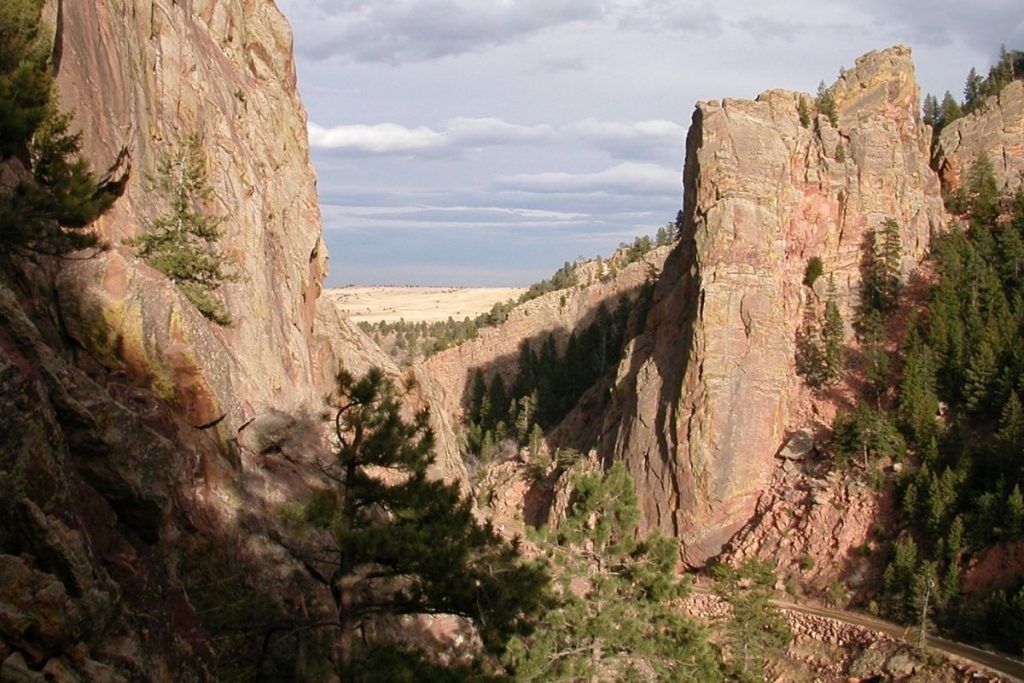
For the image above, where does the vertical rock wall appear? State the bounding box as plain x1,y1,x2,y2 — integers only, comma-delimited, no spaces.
599,46,947,566
935,79,1024,196
52,0,326,426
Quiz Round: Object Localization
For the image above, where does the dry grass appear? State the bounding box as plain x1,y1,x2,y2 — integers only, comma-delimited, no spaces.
324,286,526,324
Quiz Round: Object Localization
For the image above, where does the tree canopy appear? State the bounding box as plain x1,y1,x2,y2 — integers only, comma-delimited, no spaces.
289,367,549,681
0,0,118,257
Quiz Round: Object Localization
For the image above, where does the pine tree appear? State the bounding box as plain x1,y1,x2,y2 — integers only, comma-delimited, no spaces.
815,81,839,127
292,367,549,681
897,340,939,447
860,309,889,406
131,134,236,324
882,536,920,622
997,391,1024,455
0,0,118,256
966,154,1001,230
1006,485,1024,537
506,463,725,681
822,275,845,385
712,559,792,682
922,93,939,128
797,96,811,128
964,67,983,108
939,91,963,129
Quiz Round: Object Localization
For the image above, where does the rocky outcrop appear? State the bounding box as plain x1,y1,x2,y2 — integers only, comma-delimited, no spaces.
597,46,947,566
421,247,669,423
314,298,468,483
0,283,215,680
720,452,882,588
53,0,326,418
935,79,1024,196
2,2,466,677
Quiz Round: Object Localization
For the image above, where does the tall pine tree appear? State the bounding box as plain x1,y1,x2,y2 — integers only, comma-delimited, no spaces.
291,367,549,681
506,463,725,681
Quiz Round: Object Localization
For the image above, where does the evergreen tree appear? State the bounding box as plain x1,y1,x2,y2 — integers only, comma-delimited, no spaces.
797,96,811,128
815,81,839,127
964,67,983,108
997,392,1024,456
882,536,920,622
507,463,725,681
922,93,939,129
897,340,939,447
803,256,823,287
0,0,118,256
939,91,963,129
822,275,845,385
860,309,889,406
966,154,1001,230
292,367,549,681
1006,485,1024,538
712,559,792,682
131,134,237,324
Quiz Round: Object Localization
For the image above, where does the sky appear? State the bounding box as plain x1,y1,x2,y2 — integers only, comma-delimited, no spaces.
274,0,1024,287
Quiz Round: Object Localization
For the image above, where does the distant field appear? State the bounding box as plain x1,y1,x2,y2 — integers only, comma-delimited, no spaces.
324,286,526,324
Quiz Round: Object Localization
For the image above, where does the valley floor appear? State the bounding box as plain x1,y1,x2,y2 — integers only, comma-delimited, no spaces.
324,286,525,323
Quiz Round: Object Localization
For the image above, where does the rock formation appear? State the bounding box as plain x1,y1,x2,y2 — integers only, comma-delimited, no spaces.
0,1,461,678
421,247,670,422
53,0,326,426
935,79,1024,196
595,46,947,566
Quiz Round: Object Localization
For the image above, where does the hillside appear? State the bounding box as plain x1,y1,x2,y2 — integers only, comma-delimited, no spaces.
3,0,1024,679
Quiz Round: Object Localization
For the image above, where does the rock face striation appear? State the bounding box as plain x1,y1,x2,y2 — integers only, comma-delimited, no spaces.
935,79,1024,196
0,1,462,678
595,46,947,566
421,247,670,423
53,0,326,428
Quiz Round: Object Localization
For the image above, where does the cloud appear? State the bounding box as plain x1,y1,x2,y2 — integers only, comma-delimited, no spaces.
497,162,681,195
565,118,688,159
308,117,554,155
309,116,684,160
279,0,725,64
819,0,1023,51
280,0,601,63
321,203,587,230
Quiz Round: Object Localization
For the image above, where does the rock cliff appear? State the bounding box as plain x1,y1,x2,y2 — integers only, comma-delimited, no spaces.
0,1,463,678
421,247,670,424
53,0,326,428
935,79,1024,196
596,46,947,566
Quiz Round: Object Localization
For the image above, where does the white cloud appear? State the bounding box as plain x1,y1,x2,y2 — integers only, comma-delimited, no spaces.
498,162,681,195
309,116,684,160
565,118,688,159
308,117,554,155
308,122,442,153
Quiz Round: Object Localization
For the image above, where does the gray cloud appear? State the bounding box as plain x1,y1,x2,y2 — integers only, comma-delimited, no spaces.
281,0,601,63
309,117,555,156
309,116,685,162
279,0,726,64
826,0,1023,51
497,162,681,196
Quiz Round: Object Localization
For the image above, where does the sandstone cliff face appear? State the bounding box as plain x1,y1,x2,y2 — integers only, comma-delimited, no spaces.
421,248,670,424
598,46,946,566
935,79,1024,196
1,2,473,678
53,0,326,426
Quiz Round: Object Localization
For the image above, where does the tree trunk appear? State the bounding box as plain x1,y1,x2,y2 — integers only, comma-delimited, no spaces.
338,576,357,683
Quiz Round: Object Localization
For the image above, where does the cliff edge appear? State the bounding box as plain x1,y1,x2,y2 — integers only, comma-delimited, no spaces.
598,46,947,566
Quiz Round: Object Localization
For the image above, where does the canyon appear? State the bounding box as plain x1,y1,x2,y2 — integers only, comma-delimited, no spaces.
2,1,1023,680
